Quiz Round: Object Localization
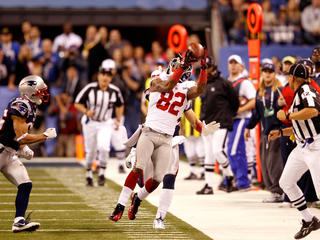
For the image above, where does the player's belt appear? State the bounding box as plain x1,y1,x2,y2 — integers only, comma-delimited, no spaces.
143,126,172,137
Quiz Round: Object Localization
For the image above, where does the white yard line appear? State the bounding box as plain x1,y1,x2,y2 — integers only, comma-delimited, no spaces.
0,193,76,196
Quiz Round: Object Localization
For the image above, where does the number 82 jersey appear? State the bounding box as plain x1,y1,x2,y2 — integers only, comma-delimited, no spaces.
145,80,196,136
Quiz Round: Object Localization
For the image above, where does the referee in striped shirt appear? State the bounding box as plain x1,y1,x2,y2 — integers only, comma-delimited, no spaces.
268,63,320,239
75,59,124,187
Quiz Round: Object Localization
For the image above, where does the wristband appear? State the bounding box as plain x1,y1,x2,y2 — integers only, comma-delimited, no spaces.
286,112,290,121
198,68,207,84
195,121,203,133
279,129,283,137
171,67,184,83
16,132,28,142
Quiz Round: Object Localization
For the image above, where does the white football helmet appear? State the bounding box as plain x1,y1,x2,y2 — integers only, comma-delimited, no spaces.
19,75,49,105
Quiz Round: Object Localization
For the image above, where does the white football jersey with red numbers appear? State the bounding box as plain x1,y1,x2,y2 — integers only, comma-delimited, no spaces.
145,80,195,135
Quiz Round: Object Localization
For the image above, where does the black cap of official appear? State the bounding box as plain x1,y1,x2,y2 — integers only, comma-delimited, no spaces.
289,63,309,79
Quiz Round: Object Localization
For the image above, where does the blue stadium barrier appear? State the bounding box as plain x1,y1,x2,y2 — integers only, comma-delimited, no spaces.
0,87,19,118
0,0,207,9
218,45,317,79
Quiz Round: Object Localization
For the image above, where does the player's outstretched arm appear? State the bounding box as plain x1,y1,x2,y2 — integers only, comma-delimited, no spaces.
184,109,220,136
12,115,57,145
150,66,186,92
187,57,207,100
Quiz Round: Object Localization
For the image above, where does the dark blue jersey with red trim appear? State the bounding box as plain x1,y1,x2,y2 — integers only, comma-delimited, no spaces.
0,97,37,150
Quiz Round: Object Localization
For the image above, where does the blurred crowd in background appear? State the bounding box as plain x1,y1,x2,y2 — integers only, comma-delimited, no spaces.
219,0,320,45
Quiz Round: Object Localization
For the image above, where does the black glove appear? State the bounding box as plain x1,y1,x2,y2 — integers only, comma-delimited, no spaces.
181,50,197,69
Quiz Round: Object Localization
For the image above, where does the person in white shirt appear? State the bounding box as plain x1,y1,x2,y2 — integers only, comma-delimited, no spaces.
227,54,256,190
52,23,83,56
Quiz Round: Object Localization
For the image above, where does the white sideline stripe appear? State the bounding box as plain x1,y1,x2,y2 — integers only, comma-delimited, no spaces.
0,182,62,185
0,188,67,190
0,229,189,234
0,181,59,183
0,210,99,212
0,193,76,196
0,202,84,205
0,218,107,221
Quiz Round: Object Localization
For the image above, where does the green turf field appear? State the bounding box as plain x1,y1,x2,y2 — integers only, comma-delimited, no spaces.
0,168,212,240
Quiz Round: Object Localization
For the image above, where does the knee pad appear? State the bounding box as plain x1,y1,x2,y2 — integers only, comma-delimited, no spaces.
163,174,176,189
18,182,32,194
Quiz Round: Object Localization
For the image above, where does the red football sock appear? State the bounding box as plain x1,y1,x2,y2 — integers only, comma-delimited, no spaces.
124,170,140,190
145,178,160,193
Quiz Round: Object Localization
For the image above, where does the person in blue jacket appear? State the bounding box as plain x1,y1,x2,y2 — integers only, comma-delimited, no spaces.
244,62,285,203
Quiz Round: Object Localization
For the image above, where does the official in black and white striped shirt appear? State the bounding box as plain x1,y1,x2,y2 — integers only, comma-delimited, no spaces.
75,59,125,187
268,63,320,239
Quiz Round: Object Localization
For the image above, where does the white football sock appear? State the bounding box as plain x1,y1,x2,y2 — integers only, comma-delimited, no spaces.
86,170,92,179
118,159,125,166
301,208,313,222
190,165,196,174
14,217,24,223
137,186,150,201
222,165,233,178
99,167,105,176
118,186,132,206
156,189,174,220
205,171,214,188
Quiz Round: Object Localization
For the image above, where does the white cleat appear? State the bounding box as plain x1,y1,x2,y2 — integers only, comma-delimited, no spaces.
153,218,165,230
12,219,40,233
125,147,136,169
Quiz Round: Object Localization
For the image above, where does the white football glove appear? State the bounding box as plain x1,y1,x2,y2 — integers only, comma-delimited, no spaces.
171,136,186,147
201,120,221,136
125,147,136,169
43,128,57,139
17,145,34,160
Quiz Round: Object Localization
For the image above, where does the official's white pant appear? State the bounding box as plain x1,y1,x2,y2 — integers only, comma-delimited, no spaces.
0,149,30,186
81,117,113,169
280,138,320,201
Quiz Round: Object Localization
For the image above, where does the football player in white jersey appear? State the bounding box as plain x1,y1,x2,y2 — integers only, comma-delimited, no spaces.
0,75,57,233
123,62,220,228
109,49,208,222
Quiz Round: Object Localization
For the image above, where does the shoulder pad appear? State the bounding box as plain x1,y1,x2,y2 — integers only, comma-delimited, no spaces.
8,100,30,118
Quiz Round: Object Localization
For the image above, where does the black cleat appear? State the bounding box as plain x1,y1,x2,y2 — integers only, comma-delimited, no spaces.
196,184,213,195
226,176,237,193
109,203,125,222
86,177,93,187
118,165,126,174
199,172,205,180
128,193,142,220
294,216,320,239
218,180,228,192
98,175,105,186
184,172,198,180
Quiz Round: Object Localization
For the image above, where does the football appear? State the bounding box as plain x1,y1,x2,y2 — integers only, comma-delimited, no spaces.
239,96,249,107
188,42,205,60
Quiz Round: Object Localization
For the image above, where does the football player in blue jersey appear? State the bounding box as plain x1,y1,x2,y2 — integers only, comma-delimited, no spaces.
0,75,57,233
